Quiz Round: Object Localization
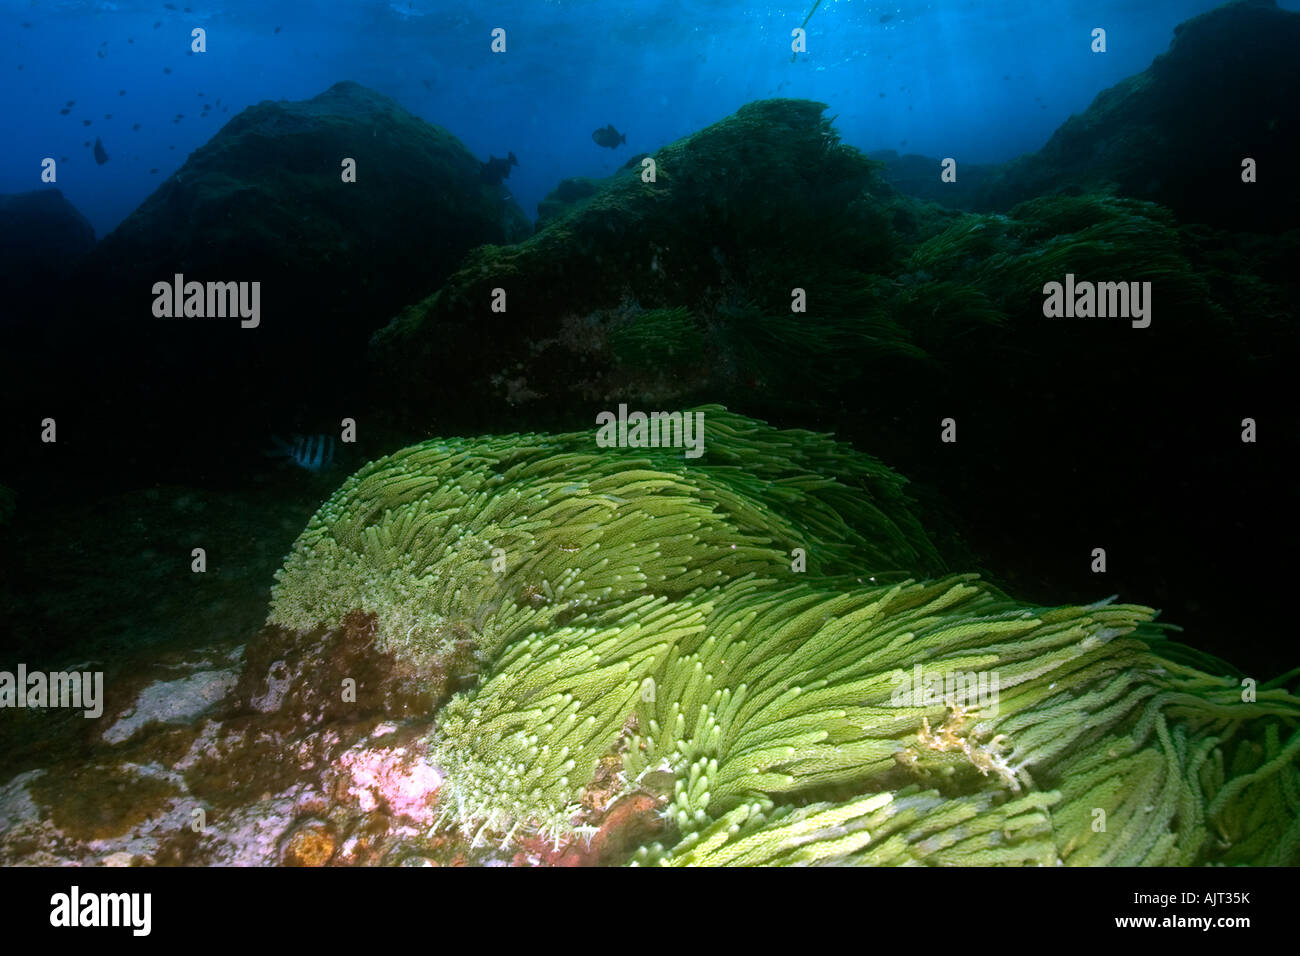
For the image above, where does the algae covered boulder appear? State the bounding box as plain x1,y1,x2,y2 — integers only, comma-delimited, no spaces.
370,99,921,430
83,80,527,331
268,408,1300,865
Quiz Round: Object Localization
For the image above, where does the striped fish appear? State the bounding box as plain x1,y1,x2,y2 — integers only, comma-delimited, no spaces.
267,434,336,472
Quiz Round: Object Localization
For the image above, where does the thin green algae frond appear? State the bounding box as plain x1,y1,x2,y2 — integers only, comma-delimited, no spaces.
268,407,1300,865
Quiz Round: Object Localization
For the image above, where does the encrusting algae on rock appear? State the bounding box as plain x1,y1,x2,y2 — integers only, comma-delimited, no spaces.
267,407,1300,865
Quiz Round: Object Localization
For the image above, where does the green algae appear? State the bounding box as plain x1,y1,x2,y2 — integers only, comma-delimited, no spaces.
269,408,1300,865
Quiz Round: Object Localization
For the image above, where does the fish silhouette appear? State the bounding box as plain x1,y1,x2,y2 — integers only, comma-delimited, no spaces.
480,151,518,185
93,137,108,165
592,124,626,149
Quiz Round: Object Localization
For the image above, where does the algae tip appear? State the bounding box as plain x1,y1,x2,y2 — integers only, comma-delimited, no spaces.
792,0,824,62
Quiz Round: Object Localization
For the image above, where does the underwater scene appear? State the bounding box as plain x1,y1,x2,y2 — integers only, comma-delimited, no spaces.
0,0,1298,877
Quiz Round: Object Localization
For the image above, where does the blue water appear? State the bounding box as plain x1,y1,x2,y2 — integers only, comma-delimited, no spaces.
4,0,1297,239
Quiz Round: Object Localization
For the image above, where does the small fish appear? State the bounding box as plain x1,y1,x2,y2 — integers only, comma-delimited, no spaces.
163,66,172,74
480,151,518,185
153,21,161,29
82,119,92,126
164,2,176,9
66,100,75,107
274,26,282,33
150,168,158,173
97,49,104,58
132,123,141,130
266,435,337,472
60,108,70,115
104,113,112,119
119,89,126,95
93,137,108,165
198,91,204,97
592,124,626,149
59,156,68,163
879,13,894,23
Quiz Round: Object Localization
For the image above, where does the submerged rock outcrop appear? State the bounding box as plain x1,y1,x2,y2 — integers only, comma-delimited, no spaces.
9,81,530,488
974,0,1300,230
369,98,931,431
84,80,528,326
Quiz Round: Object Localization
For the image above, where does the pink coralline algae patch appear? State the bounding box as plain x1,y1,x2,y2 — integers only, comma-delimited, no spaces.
338,742,442,825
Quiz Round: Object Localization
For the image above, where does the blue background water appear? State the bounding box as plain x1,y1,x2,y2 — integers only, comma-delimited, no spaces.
4,0,1297,240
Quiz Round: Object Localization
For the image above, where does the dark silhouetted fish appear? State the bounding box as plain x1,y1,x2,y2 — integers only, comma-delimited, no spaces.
60,108,70,115
132,123,140,130
592,124,626,149
480,151,518,185
82,119,91,126
150,168,158,173
879,13,894,23
119,89,125,95
66,100,74,106
266,435,336,472
93,137,108,165
163,66,172,74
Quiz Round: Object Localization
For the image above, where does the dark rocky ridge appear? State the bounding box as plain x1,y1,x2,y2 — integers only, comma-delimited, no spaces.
3,82,528,488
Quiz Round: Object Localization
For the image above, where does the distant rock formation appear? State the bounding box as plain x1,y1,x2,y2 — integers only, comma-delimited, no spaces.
14,82,529,484
84,80,528,331
973,0,1300,230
